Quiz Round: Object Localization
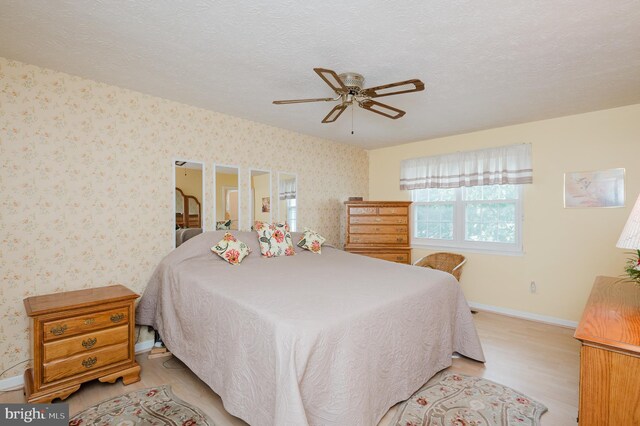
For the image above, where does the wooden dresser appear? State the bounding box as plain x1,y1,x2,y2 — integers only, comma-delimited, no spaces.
23,285,141,403
574,276,640,425
344,201,412,264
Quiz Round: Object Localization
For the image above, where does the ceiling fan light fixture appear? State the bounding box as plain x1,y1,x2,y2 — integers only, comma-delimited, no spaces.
338,72,365,91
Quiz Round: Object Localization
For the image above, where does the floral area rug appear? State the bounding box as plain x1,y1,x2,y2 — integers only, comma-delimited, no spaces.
70,385,214,426
392,372,547,426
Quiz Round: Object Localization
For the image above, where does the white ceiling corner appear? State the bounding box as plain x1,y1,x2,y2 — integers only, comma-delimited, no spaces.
0,0,639,149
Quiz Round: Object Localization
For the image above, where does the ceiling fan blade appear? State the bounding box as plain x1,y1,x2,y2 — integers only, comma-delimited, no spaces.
322,103,348,123
273,97,336,104
314,68,348,94
361,79,425,98
360,99,406,119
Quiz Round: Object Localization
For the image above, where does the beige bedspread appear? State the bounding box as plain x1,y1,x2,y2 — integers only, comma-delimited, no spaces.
137,231,484,426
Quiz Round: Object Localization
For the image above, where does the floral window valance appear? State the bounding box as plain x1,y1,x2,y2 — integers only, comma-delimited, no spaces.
400,143,532,190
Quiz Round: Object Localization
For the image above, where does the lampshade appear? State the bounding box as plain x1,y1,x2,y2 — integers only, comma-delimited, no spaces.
617,194,640,249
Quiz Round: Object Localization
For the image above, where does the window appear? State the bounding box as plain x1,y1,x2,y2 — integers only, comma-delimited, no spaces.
287,198,297,231
412,184,523,253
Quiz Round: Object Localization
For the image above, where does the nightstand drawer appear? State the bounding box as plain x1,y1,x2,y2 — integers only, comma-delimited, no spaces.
43,342,129,383
43,307,129,342
44,325,128,362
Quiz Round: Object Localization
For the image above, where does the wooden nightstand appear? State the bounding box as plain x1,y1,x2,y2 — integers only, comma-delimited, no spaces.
23,285,141,403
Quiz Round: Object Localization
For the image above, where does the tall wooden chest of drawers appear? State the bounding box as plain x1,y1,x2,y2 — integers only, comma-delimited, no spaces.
344,201,412,264
574,276,640,425
23,285,141,403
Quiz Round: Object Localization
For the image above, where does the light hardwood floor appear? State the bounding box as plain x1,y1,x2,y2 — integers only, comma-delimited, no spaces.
1,311,580,425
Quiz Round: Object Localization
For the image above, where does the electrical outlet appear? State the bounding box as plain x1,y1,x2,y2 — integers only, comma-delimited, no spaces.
530,281,537,294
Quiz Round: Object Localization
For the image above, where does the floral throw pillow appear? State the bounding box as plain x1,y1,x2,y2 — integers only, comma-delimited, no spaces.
254,221,295,257
216,219,232,230
211,233,251,265
297,228,326,254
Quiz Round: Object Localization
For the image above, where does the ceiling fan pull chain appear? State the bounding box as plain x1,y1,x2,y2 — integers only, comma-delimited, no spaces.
351,105,354,135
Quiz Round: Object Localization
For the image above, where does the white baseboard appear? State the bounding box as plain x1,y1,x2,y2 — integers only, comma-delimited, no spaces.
0,339,156,392
468,301,578,328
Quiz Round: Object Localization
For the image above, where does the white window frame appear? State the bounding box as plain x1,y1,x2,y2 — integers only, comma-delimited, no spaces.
284,198,297,232
277,171,298,231
411,186,524,256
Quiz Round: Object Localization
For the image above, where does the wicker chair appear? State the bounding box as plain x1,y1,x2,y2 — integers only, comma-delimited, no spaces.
413,252,467,281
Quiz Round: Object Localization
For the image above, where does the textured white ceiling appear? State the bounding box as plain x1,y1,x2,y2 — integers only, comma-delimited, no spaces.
1,1,639,149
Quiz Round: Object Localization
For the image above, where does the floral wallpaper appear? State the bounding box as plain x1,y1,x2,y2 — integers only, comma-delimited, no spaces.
0,57,368,377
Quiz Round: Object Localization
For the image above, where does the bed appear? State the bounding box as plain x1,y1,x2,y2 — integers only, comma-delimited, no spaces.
136,231,485,426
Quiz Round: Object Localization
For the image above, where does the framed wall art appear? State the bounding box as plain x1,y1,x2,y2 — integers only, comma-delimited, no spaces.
564,168,625,208
262,196,271,213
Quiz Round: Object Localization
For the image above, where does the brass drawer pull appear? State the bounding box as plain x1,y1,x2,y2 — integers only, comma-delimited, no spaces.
375,218,382,222
82,337,97,349
396,256,404,260
84,318,95,325
110,313,125,323
82,357,97,368
396,237,403,242
50,324,67,336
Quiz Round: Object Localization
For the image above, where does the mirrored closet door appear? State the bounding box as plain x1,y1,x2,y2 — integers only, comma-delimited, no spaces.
174,160,205,247
250,169,271,226
214,164,240,230
277,172,297,231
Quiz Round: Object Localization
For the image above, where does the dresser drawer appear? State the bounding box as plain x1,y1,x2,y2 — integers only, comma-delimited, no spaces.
349,207,378,215
349,234,408,244
378,206,408,216
359,252,410,263
43,325,128,362
43,342,129,384
349,215,408,225
43,307,129,342
349,225,408,234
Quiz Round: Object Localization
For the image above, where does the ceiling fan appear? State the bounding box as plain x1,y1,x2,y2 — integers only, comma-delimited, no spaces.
273,68,425,123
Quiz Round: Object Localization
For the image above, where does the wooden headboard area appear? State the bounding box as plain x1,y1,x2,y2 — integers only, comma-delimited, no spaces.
175,187,201,228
